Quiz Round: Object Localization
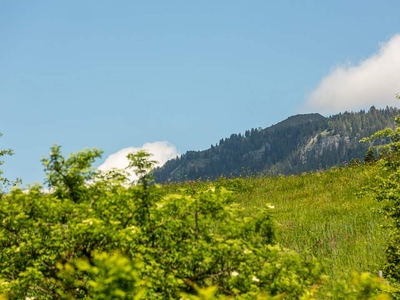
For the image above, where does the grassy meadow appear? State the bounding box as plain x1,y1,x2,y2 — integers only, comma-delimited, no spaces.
237,165,386,273
169,163,390,295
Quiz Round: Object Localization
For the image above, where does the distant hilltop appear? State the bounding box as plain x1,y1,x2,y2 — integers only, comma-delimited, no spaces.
270,113,325,128
153,106,398,182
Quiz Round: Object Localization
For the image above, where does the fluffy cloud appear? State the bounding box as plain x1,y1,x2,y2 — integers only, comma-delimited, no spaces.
98,141,179,182
302,34,400,115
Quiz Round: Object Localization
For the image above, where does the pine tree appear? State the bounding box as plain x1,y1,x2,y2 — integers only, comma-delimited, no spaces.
364,148,376,164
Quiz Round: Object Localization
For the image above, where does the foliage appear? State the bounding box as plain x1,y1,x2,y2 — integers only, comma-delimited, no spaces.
0,147,328,299
56,251,145,299
364,148,377,164
361,96,400,165
126,150,157,186
0,143,394,299
326,272,393,299
0,133,21,192
41,144,103,202
216,164,391,297
360,94,400,297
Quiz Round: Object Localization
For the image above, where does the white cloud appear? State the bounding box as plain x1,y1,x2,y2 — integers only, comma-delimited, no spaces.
302,34,400,115
98,141,179,182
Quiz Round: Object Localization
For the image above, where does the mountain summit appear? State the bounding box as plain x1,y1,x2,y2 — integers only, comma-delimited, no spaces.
154,107,398,183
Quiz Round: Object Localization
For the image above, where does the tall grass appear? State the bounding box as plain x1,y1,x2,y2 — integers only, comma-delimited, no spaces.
163,164,389,295
230,164,388,293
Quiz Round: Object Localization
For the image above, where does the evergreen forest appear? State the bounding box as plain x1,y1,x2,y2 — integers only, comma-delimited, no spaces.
154,106,399,182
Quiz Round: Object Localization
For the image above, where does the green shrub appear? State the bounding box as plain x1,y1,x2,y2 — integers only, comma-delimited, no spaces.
361,94,400,298
0,143,393,299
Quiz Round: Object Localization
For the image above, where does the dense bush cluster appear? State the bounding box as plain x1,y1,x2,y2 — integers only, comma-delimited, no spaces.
1,111,398,298
0,146,328,299
361,94,400,298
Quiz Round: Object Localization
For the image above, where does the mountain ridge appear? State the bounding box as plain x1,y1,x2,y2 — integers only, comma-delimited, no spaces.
154,106,398,183
268,113,325,129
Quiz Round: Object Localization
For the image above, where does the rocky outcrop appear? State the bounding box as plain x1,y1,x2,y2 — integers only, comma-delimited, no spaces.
300,131,351,164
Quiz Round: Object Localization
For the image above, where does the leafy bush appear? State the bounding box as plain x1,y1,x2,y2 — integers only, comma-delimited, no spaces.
361,94,400,297
0,143,392,299
0,133,21,192
0,146,326,299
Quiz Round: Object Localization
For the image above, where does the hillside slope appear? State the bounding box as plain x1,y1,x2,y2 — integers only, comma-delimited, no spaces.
154,106,399,182
163,163,387,296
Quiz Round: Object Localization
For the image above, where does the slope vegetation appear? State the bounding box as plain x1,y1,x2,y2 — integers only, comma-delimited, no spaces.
163,163,388,296
154,106,398,182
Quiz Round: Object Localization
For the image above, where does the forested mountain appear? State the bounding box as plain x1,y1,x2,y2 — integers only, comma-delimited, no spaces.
154,106,399,182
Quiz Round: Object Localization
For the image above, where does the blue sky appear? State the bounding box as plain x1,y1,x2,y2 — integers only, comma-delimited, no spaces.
1,1,400,186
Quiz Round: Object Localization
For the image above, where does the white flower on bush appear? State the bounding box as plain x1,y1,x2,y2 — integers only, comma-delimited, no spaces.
252,275,260,282
231,271,239,277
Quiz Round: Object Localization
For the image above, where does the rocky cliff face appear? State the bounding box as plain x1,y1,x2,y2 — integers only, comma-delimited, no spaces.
300,131,351,164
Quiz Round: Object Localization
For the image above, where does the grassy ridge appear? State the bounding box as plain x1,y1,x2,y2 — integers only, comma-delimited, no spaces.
226,164,388,291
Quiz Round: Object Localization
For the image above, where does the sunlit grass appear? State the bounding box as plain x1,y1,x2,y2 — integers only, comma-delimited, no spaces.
162,164,389,296
231,164,387,294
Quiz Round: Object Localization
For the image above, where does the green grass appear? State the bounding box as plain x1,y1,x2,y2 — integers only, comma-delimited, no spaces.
163,164,390,295
230,164,388,292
